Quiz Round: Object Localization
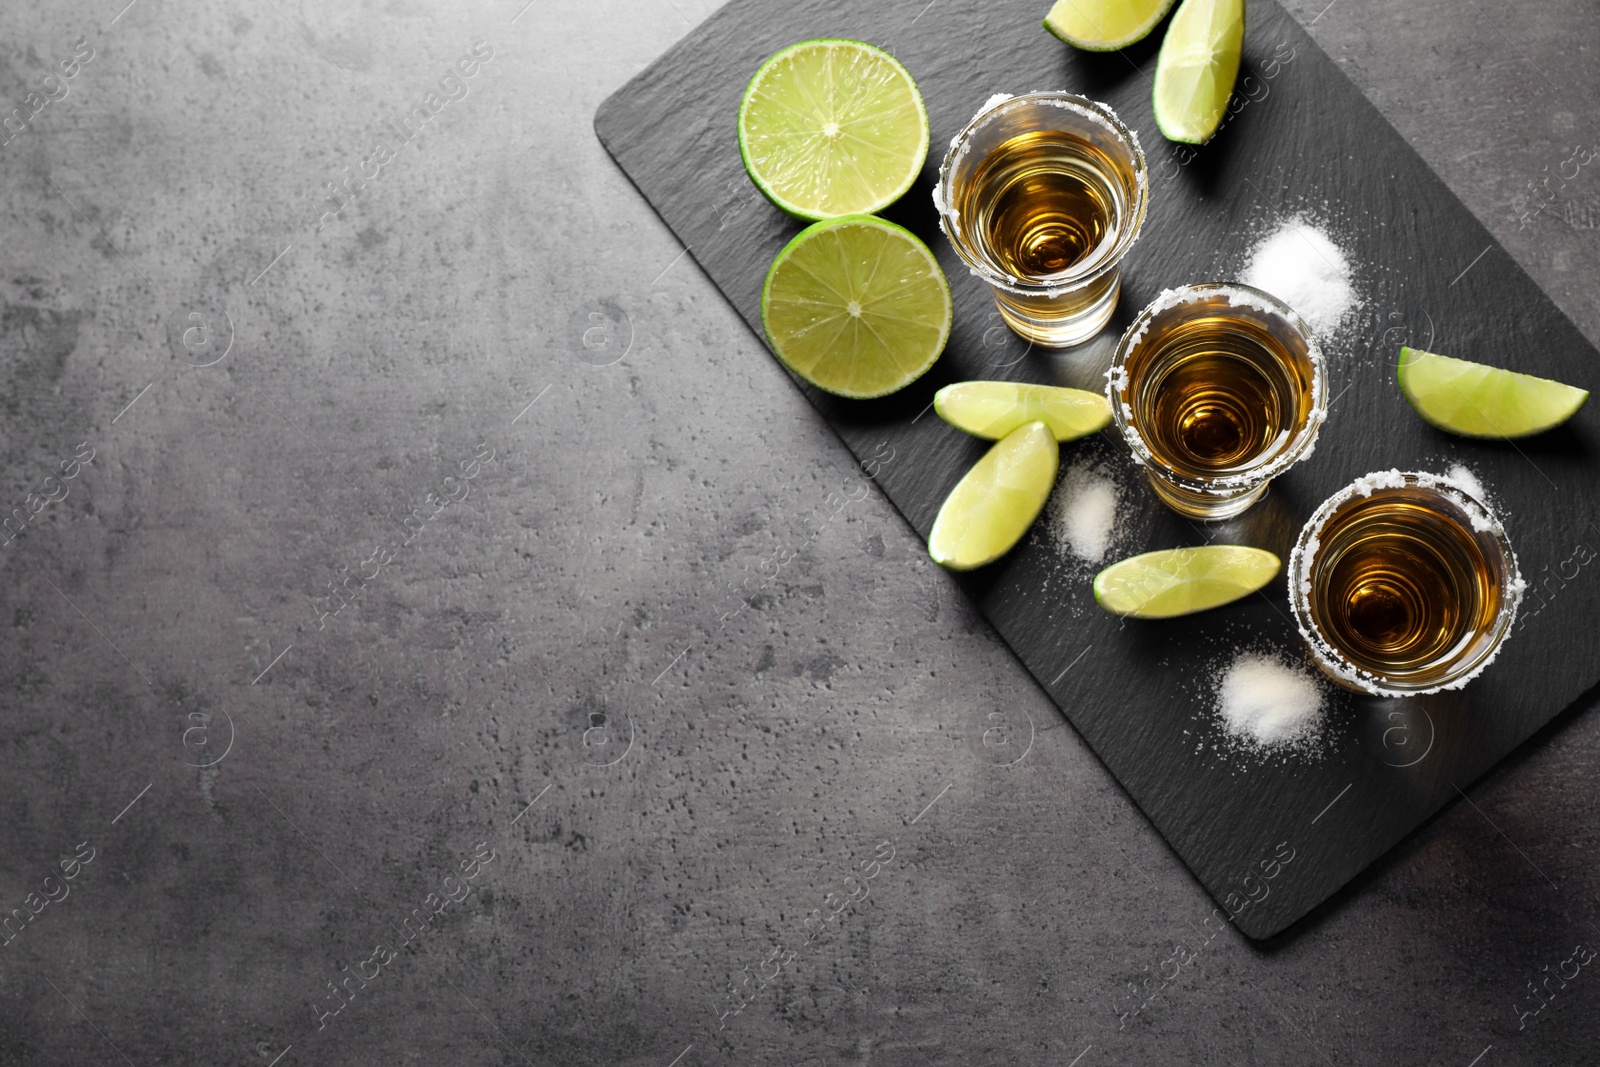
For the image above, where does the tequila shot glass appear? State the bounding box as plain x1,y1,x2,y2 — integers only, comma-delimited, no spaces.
1288,471,1521,697
1107,283,1327,520
934,92,1149,348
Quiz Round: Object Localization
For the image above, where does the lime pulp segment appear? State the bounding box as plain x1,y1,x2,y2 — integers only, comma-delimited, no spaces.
1152,0,1244,144
761,215,951,399
1044,0,1177,51
928,422,1060,570
934,381,1112,441
738,39,929,221
1397,346,1589,439
1093,545,1279,618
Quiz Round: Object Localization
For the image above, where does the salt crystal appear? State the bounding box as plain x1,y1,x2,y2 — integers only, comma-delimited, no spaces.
1351,468,1406,497
1445,463,1486,502
1241,217,1356,340
1217,653,1324,747
1049,462,1120,563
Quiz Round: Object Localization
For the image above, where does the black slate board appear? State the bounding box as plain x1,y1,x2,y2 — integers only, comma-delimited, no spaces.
594,0,1600,937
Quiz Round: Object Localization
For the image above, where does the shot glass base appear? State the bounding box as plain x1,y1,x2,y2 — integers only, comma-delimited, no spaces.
1143,469,1268,521
993,271,1120,349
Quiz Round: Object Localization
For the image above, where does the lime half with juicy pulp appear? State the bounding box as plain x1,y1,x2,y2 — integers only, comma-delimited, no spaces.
1152,0,1244,144
1044,0,1177,51
1093,546,1279,618
934,381,1111,441
762,215,951,399
928,422,1059,570
1398,346,1589,439
738,39,929,221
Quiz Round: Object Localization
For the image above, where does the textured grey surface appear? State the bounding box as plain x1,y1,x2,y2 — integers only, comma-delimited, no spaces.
0,1,1597,1065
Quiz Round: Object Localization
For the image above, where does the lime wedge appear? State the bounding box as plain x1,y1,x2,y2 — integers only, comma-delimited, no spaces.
1093,546,1279,618
737,39,929,221
1044,0,1177,51
1398,347,1589,439
929,422,1059,570
934,381,1112,441
762,215,951,398
1152,0,1244,144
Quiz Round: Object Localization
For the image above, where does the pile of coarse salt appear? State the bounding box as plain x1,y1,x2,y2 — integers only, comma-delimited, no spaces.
1241,216,1358,341
1048,461,1121,564
1215,652,1326,754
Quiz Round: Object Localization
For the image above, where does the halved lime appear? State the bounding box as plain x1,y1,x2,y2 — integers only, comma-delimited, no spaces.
737,39,929,221
1398,347,1589,439
1093,546,1279,618
934,381,1111,441
1044,0,1177,51
928,422,1059,570
761,215,951,398
1152,0,1244,145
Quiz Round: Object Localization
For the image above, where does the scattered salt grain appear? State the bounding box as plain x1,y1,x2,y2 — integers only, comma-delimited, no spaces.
1217,653,1324,748
1241,217,1357,340
1049,462,1121,564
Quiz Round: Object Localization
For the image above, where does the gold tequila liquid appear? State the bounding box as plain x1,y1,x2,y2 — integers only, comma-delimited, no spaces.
958,130,1126,280
936,93,1148,348
1132,314,1315,478
1110,285,1325,520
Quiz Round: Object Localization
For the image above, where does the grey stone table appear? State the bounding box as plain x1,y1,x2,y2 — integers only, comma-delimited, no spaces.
0,1,1596,1064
